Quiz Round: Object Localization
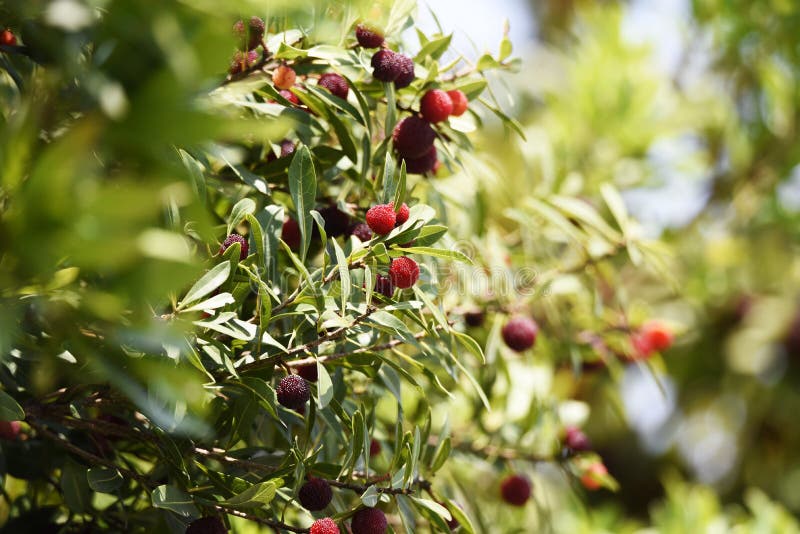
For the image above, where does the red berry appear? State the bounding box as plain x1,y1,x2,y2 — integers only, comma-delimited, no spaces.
394,203,410,225
464,308,485,327
1,30,16,47
564,427,591,452
351,507,387,534
220,234,249,260
296,362,318,382
420,89,453,123
500,474,532,506
447,90,468,116
186,516,227,534
310,518,340,534
369,438,382,456
247,17,265,50
402,146,438,175
393,54,415,89
351,223,373,242
282,218,301,250
374,274,395,298
0,421,21,441
278,139,296,158
389,257,419,289
229,50,260,75
318,72,349,100
501,316,538,352
273,65,296,90
317,206,351,238
278,89,300,105
298,478,333,511
366,204,396,235
641,320,673,352
392,116,435,158
355,23,384,48
276,375,310,409
371,49,399,82
580,462,607,491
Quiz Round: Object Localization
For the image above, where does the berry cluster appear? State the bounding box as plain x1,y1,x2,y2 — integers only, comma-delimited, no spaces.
351,507,387,534
219,234,249,260
276,375,310,410
298,477,333,511
230,17,265,74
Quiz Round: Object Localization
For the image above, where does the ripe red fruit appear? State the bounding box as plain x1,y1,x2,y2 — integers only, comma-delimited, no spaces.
0,421,21,440
296,362,318,382
447,90,468,116
395,203,410,225
392,116,436,158
366,204,396,235
1,29,16,46
580,462,608,491
402,146,438,175
393,54,415,88
186,516,227,534
500,474,532,506
355,23,385,48
351,223,373,242
369,438,382,456
229,50,260,75
310,518,340,534
318,72,349,100
374,274,395,298
389,257,420,289
276,375,310,409
317,206,351,238
351,507,387,534
220,234,249,260
247,17,265,50
420,89,453,123
273,65,296,90
564,427,591,452
501,316,538,352
278,89,300,105
282,218,301,250
298,478,333,511
631,320,674,360
371,49,399,82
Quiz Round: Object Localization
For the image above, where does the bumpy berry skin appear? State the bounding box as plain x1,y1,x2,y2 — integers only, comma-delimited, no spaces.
277,89,300,105
220,234,249,260
392,116,436,158
317,206,351,238
366,204,397,235
1,30,16,46
402,146,438,175
276,375,310,409
564,427,591,452
310,518,340,534
580,462,607,491
447,90,468,116
369,438,382,456
351,507,388,534
395,203,410,225
296,362,319,382
186,516,227,534
273,65,296,90
464,308,485,327
375,274,395,298
298,478,333,511
393,54,415,88
355,23,384,48
420,89,453,123
282,218,301,250
247,17,265,50
0,421,21,440
501,316,538,352
389,257,420,289
371,49,398,82
318,72,349,100
351,223,373,242
500,474,532,506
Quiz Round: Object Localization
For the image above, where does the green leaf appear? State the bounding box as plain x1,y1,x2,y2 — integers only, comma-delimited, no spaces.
0,390,24,421
444,497,476,534
228,198,256,234
152,485,199,517
220,479,282,508
453,331,486,364
178,149,206,205
316,361,334,410
332,239,350,314
178,261,231,309
430,436,451,472
360,485,379,507
288,146,317,262
498,36,513,62
381,151,397,204
415,34,452,62
411,497,452,521
455,79,488,100
476,53,501,71
601,182,629,233
393,160,407,211
87,467,123,493
61,460,91,513
180,292,235,313
327,109,359,164
394,246,473,264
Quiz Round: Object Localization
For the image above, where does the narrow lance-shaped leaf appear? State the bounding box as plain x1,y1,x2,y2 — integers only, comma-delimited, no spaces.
178,261,231,309
288,146,317,262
